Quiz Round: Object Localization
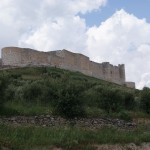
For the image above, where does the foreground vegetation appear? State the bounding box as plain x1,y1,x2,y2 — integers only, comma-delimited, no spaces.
0,124,150,150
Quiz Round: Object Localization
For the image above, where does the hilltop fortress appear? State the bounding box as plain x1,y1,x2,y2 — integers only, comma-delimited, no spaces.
0,47,135,88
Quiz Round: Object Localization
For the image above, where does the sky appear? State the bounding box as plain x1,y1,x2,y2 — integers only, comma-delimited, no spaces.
0,0,150,89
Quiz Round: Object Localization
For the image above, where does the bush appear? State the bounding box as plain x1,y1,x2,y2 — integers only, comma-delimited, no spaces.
99,88,124,113
83,89,101,107
40,80,60,105
22,81,43,103
118,111,132,121
0,74,9,108
123,91,135,110
140,87,150,114
5,84,16,101
55,83,85,119
14,86,24,101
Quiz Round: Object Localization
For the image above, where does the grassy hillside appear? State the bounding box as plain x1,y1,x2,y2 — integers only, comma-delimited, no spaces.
0,124,150,150
0,67,150,150
0,67,137,117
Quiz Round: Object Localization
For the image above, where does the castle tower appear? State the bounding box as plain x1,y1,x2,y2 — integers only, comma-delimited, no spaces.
119,64,125,83
102,62,111,80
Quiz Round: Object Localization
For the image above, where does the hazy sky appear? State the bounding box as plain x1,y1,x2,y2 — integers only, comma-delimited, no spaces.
0,0,150,89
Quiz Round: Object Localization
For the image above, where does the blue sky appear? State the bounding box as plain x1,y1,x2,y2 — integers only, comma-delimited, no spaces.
0,0,150,89
80,0,150,26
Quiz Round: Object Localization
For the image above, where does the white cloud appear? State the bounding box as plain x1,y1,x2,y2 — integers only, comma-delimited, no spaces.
138,73,150,89
86,9,150,89
19,16,87,52
0,0,106,52
43,0,107,15
0,0,42,50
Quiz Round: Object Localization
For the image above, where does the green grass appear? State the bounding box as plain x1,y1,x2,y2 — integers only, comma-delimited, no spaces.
0,124,150,150
85,107,107,118
129,111,150,119
4,101,53,116
22,75,42,80
0,67,128,89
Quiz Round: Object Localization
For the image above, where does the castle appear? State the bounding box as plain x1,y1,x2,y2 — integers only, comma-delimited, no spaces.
0,47,135,88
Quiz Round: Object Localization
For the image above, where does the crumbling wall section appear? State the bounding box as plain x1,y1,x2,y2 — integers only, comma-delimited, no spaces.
125,82,135,88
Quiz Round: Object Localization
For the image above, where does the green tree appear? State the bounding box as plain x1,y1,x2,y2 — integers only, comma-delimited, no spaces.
99,88,124,113
140,87,150,114
55,83,85,119
0,73,9,112
22,81,42,103
123,91,135,110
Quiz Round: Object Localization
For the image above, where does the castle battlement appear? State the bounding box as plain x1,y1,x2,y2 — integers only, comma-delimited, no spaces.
0,47,135,88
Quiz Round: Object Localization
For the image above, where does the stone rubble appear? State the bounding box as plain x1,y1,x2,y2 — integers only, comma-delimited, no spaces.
0,115,137,129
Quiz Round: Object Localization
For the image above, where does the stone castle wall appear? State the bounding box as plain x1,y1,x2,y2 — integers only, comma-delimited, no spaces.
1,47,135,88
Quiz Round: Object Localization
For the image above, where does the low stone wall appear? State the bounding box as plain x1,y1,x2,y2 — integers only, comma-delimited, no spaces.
0,115,136,129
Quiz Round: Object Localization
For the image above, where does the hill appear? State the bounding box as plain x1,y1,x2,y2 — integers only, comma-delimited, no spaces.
0,66,136,117
0,67,150,150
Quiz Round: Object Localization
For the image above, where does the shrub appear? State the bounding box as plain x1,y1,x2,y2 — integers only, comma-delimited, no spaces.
123,91,135,110
5,84,16,101
55,83,85,119
99,88,124,113
48,72,61,79
10,73,21,79
140,87,150,114
0,74,9,108
83,89,101,107
40,80,60,105
14,86,24,101
118,111,132,121
22,81,43,103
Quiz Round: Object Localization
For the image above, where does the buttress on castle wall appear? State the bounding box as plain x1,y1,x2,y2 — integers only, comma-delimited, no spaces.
1,47,135,88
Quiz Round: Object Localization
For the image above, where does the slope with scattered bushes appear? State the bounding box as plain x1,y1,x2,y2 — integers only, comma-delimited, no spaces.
0,67,148,119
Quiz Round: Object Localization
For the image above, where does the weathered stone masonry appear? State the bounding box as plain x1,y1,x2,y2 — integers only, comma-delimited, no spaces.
1,47,135,88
